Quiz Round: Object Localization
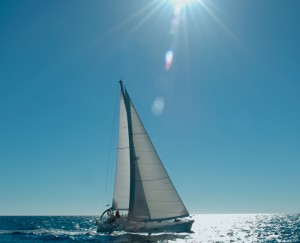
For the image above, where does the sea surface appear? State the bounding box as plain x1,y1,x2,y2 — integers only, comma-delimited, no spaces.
0,214,299,242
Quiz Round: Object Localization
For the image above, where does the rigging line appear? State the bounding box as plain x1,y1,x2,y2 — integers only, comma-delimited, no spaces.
103,84,119,208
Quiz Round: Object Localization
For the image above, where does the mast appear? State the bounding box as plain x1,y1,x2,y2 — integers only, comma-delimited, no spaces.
119,80,125,97
111,81,130,210
118,81,136,215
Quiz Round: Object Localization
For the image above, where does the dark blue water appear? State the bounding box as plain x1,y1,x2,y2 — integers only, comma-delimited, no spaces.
0,214,299,242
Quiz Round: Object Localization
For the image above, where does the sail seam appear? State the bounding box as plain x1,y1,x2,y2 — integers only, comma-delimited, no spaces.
147,200,183,202
135,176,168,182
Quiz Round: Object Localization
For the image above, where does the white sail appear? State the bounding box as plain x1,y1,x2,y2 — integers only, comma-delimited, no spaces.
124,90,189,221
112,92,130,210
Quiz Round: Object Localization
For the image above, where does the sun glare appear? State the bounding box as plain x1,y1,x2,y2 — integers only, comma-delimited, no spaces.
169,0,200,7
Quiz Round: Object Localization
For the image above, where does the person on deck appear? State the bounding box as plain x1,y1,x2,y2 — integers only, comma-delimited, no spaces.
115,210,120,219
107,210,115,223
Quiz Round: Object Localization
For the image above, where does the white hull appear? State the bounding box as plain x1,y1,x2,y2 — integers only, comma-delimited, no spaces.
97,217,194,234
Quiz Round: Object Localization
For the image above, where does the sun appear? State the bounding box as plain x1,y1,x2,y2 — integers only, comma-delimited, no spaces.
166,0,202,15
168,0,200,7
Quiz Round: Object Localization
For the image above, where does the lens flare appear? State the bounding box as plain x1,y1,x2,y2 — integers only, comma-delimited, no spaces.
165,50,174,71
151,97,165,116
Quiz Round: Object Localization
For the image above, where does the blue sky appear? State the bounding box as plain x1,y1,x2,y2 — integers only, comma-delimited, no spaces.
0,0,299,215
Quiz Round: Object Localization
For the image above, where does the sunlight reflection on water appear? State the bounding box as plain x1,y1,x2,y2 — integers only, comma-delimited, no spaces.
180,214,300,242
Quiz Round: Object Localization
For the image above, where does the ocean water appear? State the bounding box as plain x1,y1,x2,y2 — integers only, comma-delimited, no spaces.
0,214,299,242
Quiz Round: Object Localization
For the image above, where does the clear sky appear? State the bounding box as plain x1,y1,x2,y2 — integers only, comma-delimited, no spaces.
0,0,299,215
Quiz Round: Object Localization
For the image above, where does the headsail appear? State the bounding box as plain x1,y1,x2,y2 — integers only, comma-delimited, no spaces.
112,90,130,210
120,82,189,221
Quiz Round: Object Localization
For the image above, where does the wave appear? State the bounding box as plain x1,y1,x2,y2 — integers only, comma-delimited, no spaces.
1,214,299,242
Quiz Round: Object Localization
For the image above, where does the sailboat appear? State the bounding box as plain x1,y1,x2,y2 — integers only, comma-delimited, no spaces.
97,81,194,234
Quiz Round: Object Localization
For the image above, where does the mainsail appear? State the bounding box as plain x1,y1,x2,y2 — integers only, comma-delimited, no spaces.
113,82,189,221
